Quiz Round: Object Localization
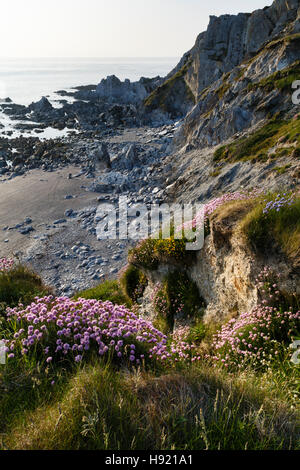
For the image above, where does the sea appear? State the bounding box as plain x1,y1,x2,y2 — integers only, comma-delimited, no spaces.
0,57,179,105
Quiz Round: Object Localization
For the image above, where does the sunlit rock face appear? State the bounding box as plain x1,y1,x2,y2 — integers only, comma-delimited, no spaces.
167,0,300,101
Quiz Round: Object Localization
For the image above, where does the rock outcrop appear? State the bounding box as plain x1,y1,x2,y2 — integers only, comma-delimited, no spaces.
146,0,299,120
29,96,53,113
95,75,162,105
136,204,300,324
173,33,300,150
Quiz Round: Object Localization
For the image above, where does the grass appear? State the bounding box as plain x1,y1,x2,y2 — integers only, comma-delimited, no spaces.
240,194,300,261
216,82,231,99
0,264,51,316
0,356,70,443
214,114,300,163
1,361,298,450
74,279,131,307
248,60,300,93
273,164,292,175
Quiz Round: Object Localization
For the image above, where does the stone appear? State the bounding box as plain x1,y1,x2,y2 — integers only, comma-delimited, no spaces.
19,226,34,235
93,143,111,170
53,219,67,225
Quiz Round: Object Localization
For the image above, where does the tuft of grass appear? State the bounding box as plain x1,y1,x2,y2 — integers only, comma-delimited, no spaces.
216,82,231,99
0,264,51,316
273,164,292,175
74,280,130,307
209,169,221,177
240,194,300,260
214,115,300,163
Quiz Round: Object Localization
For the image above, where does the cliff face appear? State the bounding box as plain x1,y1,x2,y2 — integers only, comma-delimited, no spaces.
145,0,299,120
136,203,300,325
173,32,300,150
182,0,299,99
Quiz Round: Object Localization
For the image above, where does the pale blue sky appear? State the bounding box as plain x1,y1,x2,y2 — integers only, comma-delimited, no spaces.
1,0,273,57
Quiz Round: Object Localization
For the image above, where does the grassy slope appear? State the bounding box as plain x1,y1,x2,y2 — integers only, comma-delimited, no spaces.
214,115,300,163
240,194,300,261
74,279,131,307
1,361,298,450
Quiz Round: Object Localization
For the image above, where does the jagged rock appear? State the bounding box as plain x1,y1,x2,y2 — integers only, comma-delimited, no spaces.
121,144,140,170
96,75,148,104
146,0,299,119
29,96,53,113
93,143,111,170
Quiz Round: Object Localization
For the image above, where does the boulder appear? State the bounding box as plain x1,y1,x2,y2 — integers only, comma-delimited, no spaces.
93,143,111,170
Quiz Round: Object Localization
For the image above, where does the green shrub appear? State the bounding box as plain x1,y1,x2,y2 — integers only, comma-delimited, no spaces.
129,236,193,270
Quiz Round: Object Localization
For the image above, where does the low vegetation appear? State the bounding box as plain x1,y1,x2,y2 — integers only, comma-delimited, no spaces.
152,271,205,333
216,81,231,99
2,363,298,451
241,192,300,260
0,188,299,451
248,60,300,93
214,114,300,163
0,263,51,317
128,235,192,270
74,279,130,307
119,265,147,303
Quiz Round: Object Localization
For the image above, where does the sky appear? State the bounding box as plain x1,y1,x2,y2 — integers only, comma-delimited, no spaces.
0,0,274,58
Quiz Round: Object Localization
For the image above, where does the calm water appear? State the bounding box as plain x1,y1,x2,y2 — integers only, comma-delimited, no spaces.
0,57,178,105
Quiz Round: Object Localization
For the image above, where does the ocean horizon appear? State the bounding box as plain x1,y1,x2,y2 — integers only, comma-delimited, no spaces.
0,57,179,105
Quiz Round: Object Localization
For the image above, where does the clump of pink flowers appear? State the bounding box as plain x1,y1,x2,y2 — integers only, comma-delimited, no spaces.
183,188,262,230
0,258,14,273
211,305,300,370
3,295,200,366
211,267,300,370
149,326,201,364
151,282,185,320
